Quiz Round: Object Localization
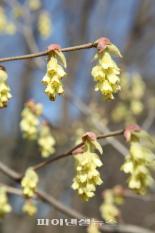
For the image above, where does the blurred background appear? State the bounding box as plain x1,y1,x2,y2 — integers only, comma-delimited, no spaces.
0,0,155,232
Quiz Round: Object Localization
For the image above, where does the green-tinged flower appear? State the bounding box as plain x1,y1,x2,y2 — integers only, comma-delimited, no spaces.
21,168,39,198
42,52,66,101
100,202,119,223
38,122,55,158
20,100,43,140
111,72,145,124
0,68,12,108
130,100,143,115
111,103,128,122
131,73,145,99
122,130,155,194
28,0,41,11
91,42,121,99
87,220,101,233
72,132,103,201
22,200,37,216
5,23,16,35
0,7,16,35
38,11,52,38
0,7,6,32
100,187,123,223
0,187,12,218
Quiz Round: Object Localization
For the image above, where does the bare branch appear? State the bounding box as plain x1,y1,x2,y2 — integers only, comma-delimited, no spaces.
0,161,21,181
0,42,97,63
65,90,128,156
32,129,124,171
0,177,153,233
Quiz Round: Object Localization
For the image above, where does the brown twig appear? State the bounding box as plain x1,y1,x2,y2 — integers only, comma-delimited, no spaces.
0,129,124,179
0,42,97,63
0,161,21,181
32,129,124,171
0,180,153,233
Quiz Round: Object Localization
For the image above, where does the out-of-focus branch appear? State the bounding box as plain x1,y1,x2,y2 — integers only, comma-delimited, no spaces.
0,42,97,63
0,161,21,181
0,165,154,233
142,108,155,131
0,183,22,196
65,90,128,157
124,189,155,202
37,190,154,233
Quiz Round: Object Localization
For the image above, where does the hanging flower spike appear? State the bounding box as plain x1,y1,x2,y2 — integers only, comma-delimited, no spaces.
122,125,155,194
100,186,124,224
42,44,67,101
72,132,103,201
21,168,39,198
22,200,37,216
87,220,101,233
28,0,41,11
38,10,52,38
111,72,146,124
0,7,6,32
0,7,16,35
0,187,12,218
38,121,56,158
0,66,12,108
20,100,43,140
91,37,122,100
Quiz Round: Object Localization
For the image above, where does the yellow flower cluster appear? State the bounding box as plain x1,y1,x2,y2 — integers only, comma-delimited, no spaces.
111,73,145,123
42,51,66,101
72,132,103,201
28,0,41,11
91,43,122,99
21,168,39,198
20,100,56,157
122,130,155,194
100,186,124,223
38,123,55,158
38,11,52,38
12,6,23,18
20,100,43,140
22,200,37,216
87,220,101,233
0,7,16,35
0,187,12,218
0,68,12,108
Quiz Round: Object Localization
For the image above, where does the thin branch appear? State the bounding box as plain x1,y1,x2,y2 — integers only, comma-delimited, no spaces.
0,161,21,181
32,129,124,171
0,180,153,233
37,190,154,233
124,189,155,202
65,90,129,157
0,183,22,196
0,42,97,63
